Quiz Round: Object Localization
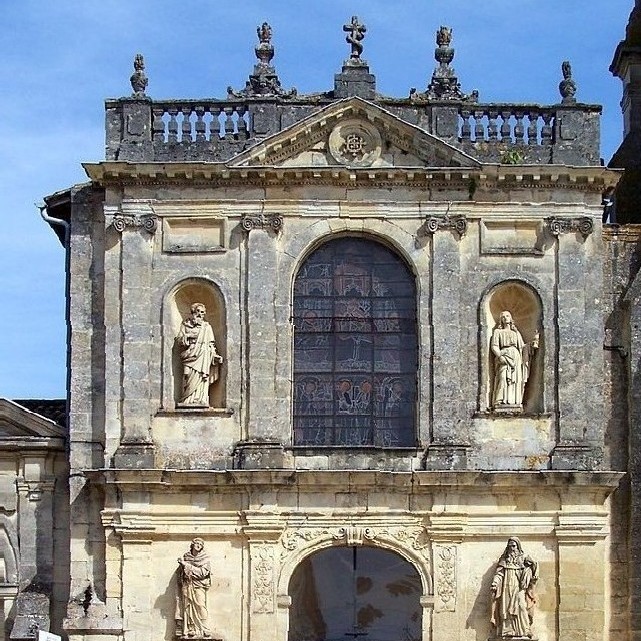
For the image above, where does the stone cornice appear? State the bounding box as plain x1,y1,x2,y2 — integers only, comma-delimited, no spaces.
87,469,623,494
83,162,620,193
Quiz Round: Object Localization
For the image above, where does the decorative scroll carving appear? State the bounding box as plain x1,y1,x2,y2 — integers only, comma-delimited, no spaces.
559,61,577,104
545,216,593,238
252,545,275,613
130,53,148,98
227,23,296,99
386,526,430,555
281,528,330,554
421,215,467,238
111,213,157,234
434,545,457,612
343,16,367,62
241,213,283,232
410,26,477,103
334,525,376,546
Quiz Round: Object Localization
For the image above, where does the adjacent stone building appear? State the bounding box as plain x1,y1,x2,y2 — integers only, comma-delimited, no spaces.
11,4,641,641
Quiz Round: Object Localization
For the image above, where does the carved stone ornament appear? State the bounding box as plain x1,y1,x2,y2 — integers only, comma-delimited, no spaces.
422,214,467,238
434,545,457,612
545,216,593,238
559,60,577,104
343,16,367,62
251,545,275,613
241,213,283,232
130,53,148,97
333,525,376,546
175,538,212,639
111,213,158,234
328,119,382,167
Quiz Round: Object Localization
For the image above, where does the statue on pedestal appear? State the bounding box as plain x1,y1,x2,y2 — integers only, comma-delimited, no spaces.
176,538,212,638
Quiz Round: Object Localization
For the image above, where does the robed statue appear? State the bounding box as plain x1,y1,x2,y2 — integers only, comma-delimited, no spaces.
176,538,212,638
176,303,223,407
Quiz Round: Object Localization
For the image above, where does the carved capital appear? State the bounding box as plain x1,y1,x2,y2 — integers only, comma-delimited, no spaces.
422,214,467,238
111,213,158,234
545,216,593,238
241,213,283,233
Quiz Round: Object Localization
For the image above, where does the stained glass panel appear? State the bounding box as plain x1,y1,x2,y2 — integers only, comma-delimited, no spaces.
293,237,417,447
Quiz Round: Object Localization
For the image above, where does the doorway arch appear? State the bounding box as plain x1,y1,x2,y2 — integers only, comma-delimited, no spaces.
287,546,422,641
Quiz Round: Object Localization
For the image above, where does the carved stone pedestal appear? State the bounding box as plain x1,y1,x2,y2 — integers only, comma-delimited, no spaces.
233,440,287,469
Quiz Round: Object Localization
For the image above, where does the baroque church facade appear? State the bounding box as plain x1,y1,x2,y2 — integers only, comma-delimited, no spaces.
4,4,641,641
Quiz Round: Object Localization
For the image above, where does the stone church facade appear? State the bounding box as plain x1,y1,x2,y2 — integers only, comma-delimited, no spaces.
4,4,641,641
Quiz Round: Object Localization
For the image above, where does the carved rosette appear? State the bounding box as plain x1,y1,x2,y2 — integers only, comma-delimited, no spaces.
545,216,593,238
111,213,158,234
422,215,467,239
434,545,457,612
241,213,283,233
328,119,382,167
251,545,275,613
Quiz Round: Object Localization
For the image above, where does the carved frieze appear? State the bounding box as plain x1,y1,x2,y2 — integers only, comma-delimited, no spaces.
111,213,158,234
251,545,275,613
421,214,467,239
241,213,283,233
545,216,593,238
434,544,457,612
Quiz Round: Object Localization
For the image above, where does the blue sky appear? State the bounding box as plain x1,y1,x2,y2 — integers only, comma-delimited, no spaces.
0,1,633,399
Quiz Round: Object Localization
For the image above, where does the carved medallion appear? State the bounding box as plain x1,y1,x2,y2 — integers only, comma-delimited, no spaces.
328,119,382,167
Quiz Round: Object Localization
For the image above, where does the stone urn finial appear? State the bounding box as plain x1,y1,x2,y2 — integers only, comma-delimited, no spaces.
130,53,148,97
559,60,577,104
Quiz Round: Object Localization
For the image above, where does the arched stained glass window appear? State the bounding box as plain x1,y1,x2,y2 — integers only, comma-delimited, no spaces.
293,237,417,447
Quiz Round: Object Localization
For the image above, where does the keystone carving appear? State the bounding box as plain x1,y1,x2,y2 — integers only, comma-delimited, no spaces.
545,216,593,238
241,213,283,232
111,213,158,234
334,525,376,546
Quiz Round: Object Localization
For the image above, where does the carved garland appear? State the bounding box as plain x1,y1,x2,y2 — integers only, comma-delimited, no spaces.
111,213,158,234
252,545,275,613
545,216,593,238
434,544,457,612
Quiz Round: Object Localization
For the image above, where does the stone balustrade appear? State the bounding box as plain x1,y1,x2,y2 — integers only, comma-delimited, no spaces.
105,96,601,165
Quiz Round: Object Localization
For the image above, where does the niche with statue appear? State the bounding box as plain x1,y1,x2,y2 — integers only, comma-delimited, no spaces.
165,279,227,410
480,281,544,415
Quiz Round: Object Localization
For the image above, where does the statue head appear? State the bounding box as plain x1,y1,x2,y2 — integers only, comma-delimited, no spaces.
191,537,205,555
190,303,207,324
498,310,514,328
504,537,523,559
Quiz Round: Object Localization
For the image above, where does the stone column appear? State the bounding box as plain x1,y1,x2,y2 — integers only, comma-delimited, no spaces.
111,203,158,468
423,216,470,469
235,215,288,469
548,218,603,469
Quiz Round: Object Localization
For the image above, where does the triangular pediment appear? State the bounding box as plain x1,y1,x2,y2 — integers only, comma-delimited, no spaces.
228,97,481,169
0,399,66,440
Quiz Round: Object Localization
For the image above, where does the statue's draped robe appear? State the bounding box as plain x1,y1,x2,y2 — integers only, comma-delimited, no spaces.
179,319,219,406
491,325,529,407
176,550,211,637
491,553,538,638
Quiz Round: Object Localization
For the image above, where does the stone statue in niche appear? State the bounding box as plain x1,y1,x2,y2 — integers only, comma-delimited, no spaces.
176,303,223,407
176,538,212,638
490,311,539,412
490,537,539,639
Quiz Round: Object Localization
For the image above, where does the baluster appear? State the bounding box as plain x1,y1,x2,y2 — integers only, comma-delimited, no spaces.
223,107,235,138
500,110,512,142
541,112,553,144
181,106,192,143
167,107,179,143
236,106,248,138
152,106,166,144
460,108,471,141
487,109,499,141
527,110,539,145
195,106,206,142
474,109,485,141
514,111,525,145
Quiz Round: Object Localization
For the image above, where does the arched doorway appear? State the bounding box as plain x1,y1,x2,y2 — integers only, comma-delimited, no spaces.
288,546,422,641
